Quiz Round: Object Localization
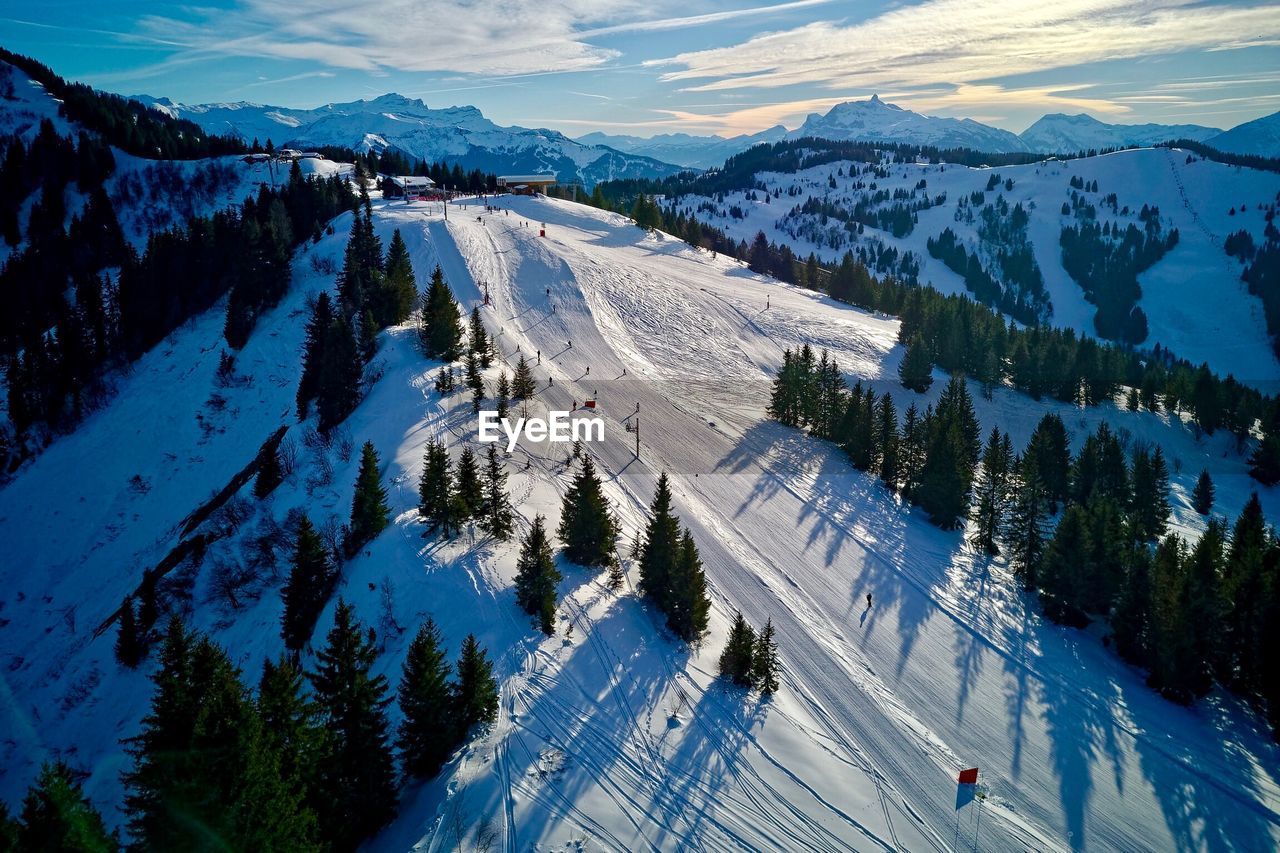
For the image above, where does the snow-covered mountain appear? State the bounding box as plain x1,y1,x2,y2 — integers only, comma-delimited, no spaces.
788,95,1029,153
1208,110,1280,157
576,125,788,170
136,93,684,185
1020,113,1222,153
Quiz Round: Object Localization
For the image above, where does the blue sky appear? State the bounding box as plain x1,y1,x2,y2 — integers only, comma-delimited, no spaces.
5,0,1280,137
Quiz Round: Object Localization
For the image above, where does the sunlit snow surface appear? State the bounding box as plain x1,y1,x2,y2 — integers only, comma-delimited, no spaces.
2,194,1278,852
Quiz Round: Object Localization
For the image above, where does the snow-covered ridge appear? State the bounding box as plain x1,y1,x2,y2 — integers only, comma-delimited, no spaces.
134,93,683,186
670,146,1280,384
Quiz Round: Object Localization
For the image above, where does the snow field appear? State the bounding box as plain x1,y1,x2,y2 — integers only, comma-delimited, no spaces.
1,191,1278,851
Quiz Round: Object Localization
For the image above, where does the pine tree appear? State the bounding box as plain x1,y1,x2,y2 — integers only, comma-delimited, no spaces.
969,427,1013,554
899,403,926,497
346,441,389,555
308,599,398,847
753,619,781,696
452,634,499,736
1192,469,1215,515
358,307,379,364
1184,518,1227,694
124,621,315,850
898,333,933,392
875,394,900,489
418,438,460,536
479,444,514,540
1007,456,1049,589
316,313,362,432
638,473,681,611
282,515,335,653
514,515,561,634
1025,413,1071,509
465,350,484,401
397,618,455,778
1112,545,1153,666
1224,493,1271,693
557,455,618,567
253,444,284,499
719,611,757,687
917,422,970,529
1039,504,1091,626
768,349,804,427
115,596,143,668
1130,446,1172,541
379,229,417,326
19,762,116,853
1147,535,1196,703
418,266,464,361
296,292,334,419
667,528,711,643
468,307,491,368
454,446,484,520
256,655,321,813
511,354,536,400
495,372,511,420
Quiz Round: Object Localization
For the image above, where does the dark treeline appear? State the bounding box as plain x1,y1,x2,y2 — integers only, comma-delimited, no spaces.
1240,202,1280,358
768,348,1280,738
303,144,499,195
1059,205,1178,344
928,226,1043,326
1160,139,1280,175
296,188,416,432
1,49,245,160
114,605,495,850
5,151,354,449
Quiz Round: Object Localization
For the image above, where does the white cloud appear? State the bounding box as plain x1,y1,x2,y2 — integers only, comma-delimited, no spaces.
135,0,641,77
124,0,834,79
656,0,1280,98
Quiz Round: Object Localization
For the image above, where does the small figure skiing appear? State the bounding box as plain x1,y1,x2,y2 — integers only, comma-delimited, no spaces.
866,593,873,609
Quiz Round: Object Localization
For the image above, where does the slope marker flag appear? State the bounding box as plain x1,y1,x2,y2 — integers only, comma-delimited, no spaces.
958,767,979,785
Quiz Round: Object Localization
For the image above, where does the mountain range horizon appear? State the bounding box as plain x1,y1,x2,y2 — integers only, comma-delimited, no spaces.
138,90,1279,172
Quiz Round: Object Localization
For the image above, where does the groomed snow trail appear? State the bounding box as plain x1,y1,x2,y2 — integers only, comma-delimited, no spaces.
412,194,1280,852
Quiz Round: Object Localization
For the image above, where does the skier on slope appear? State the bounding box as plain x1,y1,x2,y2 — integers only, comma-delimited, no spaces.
866,593,873,609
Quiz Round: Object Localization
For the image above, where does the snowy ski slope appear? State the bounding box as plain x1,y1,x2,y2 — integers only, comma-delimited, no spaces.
2,193,1279,852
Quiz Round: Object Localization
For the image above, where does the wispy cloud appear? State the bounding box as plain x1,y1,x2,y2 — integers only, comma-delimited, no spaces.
114,0,828,80
241,70,336,89
656,0,1280,104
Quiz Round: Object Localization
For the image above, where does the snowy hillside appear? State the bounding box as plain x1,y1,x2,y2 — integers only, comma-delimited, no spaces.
3,189,1279,851
670,147,1280,386
1021,114,1221,154
577,126,788,170
1209,111,1280,158
138,94,683,186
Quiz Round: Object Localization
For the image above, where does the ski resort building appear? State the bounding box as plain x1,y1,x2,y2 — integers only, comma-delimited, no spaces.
497,174,557,195
381,174,437,200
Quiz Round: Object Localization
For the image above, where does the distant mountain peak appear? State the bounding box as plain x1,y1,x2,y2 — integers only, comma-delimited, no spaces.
791,96,1027,153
